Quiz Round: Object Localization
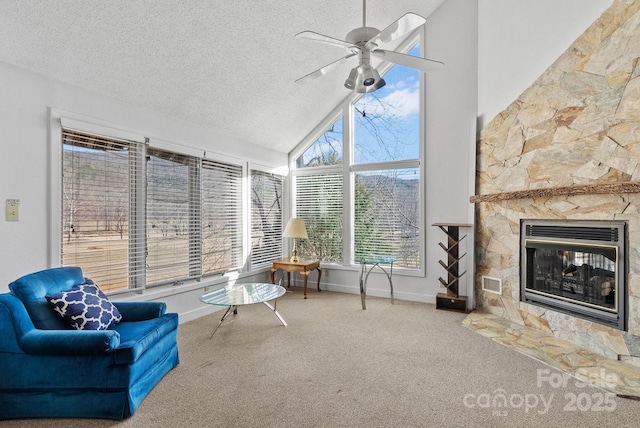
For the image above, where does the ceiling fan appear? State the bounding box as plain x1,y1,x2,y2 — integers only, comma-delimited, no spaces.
295,0,444,93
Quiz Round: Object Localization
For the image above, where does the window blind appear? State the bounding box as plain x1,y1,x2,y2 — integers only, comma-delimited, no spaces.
202,159,243,274
146,148,201,285
294,172,343,263
251,170,283,268
61,128,144,292
354,168,420,268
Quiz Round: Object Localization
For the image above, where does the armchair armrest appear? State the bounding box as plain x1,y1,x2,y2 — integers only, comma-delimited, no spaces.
113,301,166,321
20,329,120,356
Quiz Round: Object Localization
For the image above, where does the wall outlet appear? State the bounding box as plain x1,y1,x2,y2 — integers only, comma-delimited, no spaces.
5,199,19,221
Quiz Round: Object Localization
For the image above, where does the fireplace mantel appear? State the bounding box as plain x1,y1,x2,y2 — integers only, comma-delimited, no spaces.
470,181,640,204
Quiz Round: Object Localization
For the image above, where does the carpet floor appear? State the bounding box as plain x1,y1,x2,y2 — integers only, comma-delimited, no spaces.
4,288,640,427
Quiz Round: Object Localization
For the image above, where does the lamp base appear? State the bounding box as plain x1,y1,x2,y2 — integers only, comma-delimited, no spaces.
290,240,300,263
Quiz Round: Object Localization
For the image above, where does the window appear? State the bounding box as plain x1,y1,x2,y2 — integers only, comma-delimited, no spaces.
353,70,420,164
61,129,143,292
61,126,265,292
296,117,343,168
354,168,420,267
291,40,423,270
295,172,343,263
251,170,284,268
202,160,243,274
146,148,199,285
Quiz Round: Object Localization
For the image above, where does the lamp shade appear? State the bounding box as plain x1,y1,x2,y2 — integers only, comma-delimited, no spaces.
283,218,308,239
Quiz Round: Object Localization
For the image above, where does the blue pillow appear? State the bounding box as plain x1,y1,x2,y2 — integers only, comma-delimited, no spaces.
46,279,122,330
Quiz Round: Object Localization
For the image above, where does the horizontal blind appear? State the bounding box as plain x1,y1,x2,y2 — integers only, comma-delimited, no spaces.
354,168,420,268
202,159,243,274
251,170,283,268
61,128,143,292
146,148,200,285
295,173,343,263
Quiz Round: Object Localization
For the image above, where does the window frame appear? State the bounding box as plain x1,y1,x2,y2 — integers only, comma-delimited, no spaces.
288,31,426,276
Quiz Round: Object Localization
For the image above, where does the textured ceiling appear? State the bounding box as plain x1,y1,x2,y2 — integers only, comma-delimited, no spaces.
0,0,445,153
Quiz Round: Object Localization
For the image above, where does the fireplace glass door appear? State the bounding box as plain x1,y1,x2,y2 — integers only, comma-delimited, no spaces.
524,241,617,312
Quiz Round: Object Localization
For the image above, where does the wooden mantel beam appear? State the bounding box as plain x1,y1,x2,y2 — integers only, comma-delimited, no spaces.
470,181,640,203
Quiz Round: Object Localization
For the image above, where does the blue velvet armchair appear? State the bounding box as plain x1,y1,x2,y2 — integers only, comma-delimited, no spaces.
0,267,180,420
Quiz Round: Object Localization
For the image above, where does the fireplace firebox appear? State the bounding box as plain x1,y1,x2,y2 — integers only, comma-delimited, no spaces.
520,219,627,331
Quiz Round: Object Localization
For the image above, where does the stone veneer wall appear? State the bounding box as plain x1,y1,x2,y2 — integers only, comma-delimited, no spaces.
474,0,640,364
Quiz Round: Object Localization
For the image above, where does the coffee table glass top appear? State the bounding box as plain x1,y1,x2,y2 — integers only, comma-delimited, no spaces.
200,283,286,307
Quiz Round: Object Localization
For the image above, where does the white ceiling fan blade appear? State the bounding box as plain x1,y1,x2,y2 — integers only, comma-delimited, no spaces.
295,31,355,50
295,53,357,84
366,13,426,49
372,49,444,73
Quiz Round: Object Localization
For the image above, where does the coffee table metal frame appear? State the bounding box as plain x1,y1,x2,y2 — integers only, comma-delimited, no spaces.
200,283,287,338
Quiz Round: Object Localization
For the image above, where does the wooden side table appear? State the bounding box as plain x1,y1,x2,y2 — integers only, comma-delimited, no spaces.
270,258,321,299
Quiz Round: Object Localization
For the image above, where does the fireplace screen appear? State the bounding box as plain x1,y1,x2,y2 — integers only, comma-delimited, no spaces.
521,220,626,330
525,242,617,311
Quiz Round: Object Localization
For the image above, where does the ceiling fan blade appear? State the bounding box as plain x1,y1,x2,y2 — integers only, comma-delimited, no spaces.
366,13,426,49
372,49,444,72
295,53,357,84
295,31,355,50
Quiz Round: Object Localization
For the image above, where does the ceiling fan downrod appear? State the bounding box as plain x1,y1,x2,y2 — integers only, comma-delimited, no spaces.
362,0,367,27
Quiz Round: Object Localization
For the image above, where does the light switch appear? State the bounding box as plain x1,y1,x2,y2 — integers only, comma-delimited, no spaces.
6,199,19,221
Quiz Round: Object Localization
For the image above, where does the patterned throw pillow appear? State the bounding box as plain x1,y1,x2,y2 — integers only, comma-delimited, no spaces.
46,279,122,330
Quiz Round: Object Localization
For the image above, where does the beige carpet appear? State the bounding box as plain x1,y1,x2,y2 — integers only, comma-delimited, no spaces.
4,288,640,427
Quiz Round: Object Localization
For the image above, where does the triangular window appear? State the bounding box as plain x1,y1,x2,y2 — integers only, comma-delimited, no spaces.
295,117,343,168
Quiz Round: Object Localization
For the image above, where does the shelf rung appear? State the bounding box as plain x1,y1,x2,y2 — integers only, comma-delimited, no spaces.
439,277,460,288
438,259,450,270
438,254,466,268
439,259,461,271
437,225,468,241
453,270,467,281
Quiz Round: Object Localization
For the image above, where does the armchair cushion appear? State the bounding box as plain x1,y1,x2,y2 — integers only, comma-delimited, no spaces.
46,279,122,330
112,312,179,364
9,266,85,330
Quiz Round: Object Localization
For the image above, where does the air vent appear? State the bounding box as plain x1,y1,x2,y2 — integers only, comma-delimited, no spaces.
525,225,618,242
482,276,502,295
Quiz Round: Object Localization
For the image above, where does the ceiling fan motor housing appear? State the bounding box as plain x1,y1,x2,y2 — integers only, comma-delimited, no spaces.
345,27,380,49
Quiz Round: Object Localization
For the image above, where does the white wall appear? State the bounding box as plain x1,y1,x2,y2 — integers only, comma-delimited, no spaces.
0,61,286,316
477,0,612,128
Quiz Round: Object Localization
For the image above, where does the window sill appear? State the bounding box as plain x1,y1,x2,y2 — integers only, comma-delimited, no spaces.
111,267,271,302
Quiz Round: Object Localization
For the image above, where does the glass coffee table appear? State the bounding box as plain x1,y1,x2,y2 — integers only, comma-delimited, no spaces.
200,283,287,338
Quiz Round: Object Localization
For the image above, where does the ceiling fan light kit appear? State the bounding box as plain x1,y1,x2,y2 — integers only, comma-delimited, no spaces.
344,46,386,93
296,0,444,93
344,64,385,93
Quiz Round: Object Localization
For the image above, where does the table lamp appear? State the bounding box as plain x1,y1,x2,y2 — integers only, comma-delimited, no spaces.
283,218,308,263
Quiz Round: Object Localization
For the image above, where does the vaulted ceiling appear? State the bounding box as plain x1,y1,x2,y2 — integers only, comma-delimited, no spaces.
0,0,445,153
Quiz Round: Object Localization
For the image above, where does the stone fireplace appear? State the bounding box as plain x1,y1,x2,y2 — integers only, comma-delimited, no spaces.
474,0,640,364
520,219,626,331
